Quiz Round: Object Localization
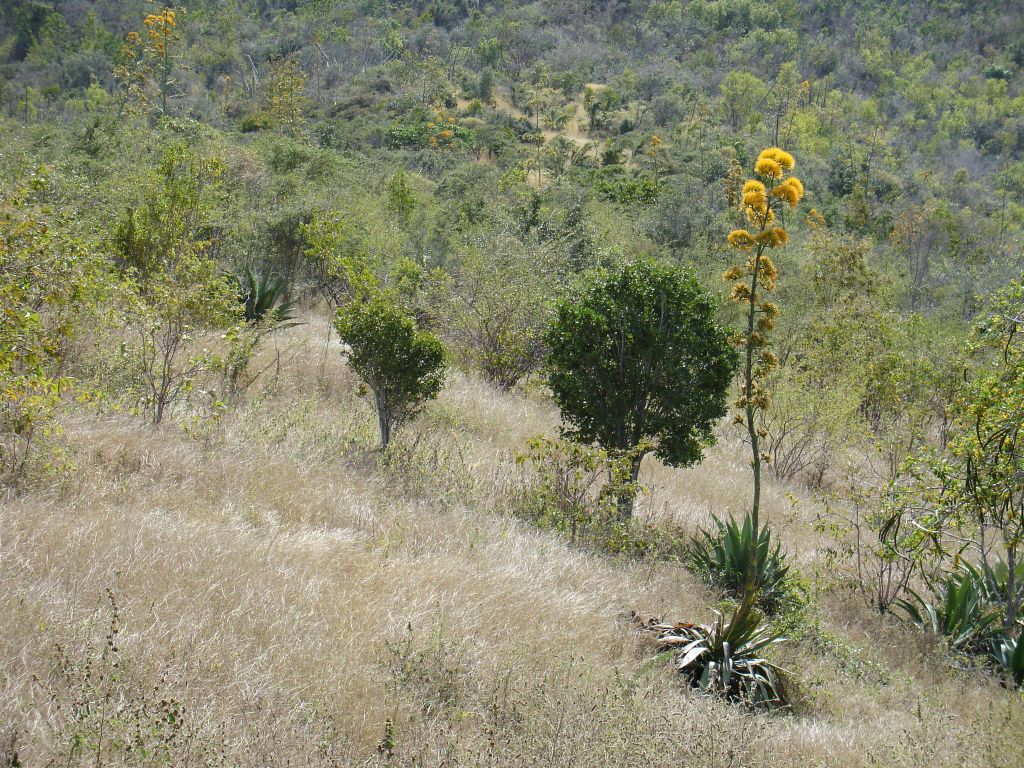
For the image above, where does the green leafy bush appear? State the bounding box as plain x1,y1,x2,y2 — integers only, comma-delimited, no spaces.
545,259,736,517
334,292,447,450
593,168,659,205
1,201,108,484
512,437,686,560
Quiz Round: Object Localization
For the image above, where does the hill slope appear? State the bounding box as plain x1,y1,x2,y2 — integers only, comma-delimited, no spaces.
3,316,1022,767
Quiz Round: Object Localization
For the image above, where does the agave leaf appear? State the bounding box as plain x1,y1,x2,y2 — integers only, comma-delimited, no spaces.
685,511,791,612
678,643,708,670
893,595,926,626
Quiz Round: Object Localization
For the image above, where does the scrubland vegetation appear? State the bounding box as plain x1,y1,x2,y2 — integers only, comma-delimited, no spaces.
2,0,1024,765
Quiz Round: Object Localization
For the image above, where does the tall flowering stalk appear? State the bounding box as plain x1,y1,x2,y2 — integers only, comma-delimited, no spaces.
114,7,181,116
724,148,804,528
143,8,179,116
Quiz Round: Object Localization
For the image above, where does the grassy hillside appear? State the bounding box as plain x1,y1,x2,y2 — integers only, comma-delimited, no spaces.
3,315,1023,767
3,0,1024,764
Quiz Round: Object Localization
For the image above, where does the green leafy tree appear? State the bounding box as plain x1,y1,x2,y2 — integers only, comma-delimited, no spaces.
114,142,238,424
544,259,736,517
334,293,447,450
301,205,404,308
1,194,110,484
113,141,224,288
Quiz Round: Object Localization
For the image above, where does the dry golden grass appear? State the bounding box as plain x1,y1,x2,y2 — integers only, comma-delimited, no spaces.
2,317,1023,767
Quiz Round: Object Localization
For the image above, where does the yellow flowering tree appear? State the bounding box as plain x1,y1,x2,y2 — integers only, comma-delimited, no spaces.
724,147,805,528
426,107,461,149
113,7,181,116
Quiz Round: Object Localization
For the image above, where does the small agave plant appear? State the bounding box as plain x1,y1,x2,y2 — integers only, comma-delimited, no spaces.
684,511,791,612
990,633,1024,688
646,590,788,709
238,266,300,329
894,562,999,654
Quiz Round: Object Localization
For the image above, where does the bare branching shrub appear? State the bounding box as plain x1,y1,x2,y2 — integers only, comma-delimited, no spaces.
818,481,919,615
33,591,225,768
124,250,238,424
381,621,470,718
761,366,862,485
431,230,556,389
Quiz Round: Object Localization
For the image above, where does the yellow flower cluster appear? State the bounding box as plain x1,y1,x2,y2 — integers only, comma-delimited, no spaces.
730,283,751,301
427,107,460,149
753,253,777,289
754,156,782,179
754,227,788,247
760,147,794,170
729,146,804,241
144,10,176,29
746,205,774,226
757,311,778,333
806,208,826,229
742,180,767,211
772,176,804,207
142,9,177,55
727,229,756,249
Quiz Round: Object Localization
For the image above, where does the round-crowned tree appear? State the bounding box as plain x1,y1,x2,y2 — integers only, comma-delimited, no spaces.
544,259,736,516
334,292,447,450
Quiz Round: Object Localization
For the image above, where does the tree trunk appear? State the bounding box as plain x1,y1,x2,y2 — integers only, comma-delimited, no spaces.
377,400,392,451
614,452,646,521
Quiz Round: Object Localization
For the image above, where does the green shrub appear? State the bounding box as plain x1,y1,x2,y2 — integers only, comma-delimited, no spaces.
239,111,272,133
1,199,108,484
593,168,659,205
979,555,1024,626
544,259,736,517
512,437,686,560
334,292,447,450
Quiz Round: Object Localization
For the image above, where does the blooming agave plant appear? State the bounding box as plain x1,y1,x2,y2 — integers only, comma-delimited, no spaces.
724,147,804,530
646,588,789,709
